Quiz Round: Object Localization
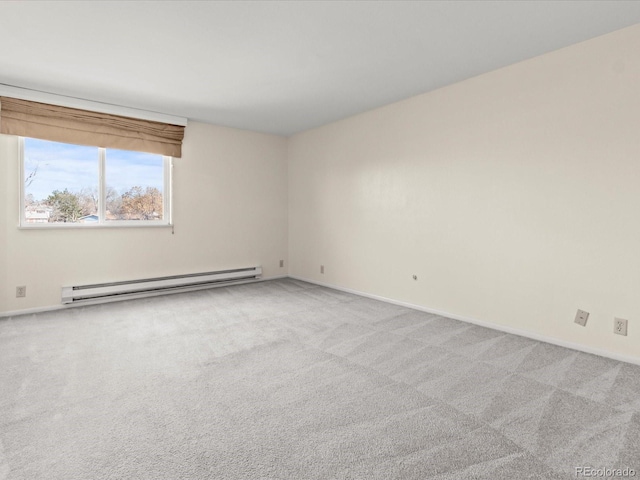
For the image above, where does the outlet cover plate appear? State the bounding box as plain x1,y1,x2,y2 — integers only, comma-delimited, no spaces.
16,286,26,298
614,318,628,336
574,309,589,327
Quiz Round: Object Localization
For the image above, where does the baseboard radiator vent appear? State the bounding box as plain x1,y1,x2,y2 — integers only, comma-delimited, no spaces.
61,266,262,305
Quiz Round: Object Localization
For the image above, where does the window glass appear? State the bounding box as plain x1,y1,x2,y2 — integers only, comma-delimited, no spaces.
24,138,99,224
21,137,170,227
105,149,164,221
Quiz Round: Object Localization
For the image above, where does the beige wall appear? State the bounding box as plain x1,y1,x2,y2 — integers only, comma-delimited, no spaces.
0,121,288,314
288,25,640,359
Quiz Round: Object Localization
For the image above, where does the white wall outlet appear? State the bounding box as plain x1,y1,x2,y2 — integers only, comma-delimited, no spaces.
320,265,324,274
16,286,26,298
574,309,589,327
614,318,628,336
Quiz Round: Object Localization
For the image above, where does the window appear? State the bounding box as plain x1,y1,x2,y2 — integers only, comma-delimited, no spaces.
21,137,171,227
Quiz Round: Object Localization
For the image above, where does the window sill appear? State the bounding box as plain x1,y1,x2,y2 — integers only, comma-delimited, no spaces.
18,223,173,230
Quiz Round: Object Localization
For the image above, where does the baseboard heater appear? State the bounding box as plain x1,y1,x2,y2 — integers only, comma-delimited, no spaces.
61,266,262,305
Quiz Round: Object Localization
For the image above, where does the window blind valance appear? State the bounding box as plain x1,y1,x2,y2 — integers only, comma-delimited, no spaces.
0,96,185,157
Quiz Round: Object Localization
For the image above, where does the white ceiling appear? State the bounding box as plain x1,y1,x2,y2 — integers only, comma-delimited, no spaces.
1,1,640,136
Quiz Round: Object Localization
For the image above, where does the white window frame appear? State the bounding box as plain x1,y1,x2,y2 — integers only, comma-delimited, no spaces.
19,136,173,228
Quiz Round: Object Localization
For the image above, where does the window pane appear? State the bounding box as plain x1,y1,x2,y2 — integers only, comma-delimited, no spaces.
105,149,164,221
24,138,99,224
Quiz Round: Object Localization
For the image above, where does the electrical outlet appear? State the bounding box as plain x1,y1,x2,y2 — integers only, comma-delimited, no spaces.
574,309,589,327
320,265,324,274
16,286,26,298
279,260,284,268
412,275,418,280
614,318,628,336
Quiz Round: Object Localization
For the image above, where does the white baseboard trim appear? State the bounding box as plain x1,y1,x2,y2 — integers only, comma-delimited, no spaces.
289,275,640,367
265,275,289,280
0,304,67,318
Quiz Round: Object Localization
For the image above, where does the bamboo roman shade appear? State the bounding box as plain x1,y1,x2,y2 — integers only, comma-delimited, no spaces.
0,96,185,157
